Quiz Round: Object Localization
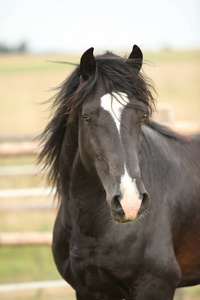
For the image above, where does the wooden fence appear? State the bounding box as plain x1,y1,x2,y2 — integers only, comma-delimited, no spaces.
0,118,200,246
0,156,55,246
0,157,62,293
0,280,68,293
0,116,199,296
0,232,52,246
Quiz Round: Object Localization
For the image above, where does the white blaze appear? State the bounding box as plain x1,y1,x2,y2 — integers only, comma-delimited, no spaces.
120,167,142,220
100,92,129,134
100,92,142,220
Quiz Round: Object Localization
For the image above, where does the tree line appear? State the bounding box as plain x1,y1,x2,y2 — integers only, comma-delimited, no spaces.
0,41,28,53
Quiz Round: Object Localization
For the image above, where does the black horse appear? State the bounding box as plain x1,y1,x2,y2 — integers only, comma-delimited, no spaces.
39,45,200,299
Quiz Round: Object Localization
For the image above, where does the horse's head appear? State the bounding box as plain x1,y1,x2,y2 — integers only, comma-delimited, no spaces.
77,46,153,222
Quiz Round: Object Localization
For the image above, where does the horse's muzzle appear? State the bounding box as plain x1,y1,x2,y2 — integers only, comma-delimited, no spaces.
110,192,150,222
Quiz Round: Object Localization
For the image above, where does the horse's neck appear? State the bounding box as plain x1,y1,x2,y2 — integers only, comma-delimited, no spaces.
69,156,110,236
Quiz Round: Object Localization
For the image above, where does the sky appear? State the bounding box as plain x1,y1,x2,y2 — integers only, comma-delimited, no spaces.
0,0,200,53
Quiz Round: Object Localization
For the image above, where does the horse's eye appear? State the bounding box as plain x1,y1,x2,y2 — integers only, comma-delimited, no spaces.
141,112,148,122
82,115,92,124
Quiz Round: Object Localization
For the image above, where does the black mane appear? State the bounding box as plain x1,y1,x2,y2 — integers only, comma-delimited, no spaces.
38,52,156,192
148,120,188,141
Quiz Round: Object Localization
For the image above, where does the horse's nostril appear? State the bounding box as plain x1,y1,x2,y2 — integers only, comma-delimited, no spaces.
111,195,125,220
112,196,120,211
138,193,150,216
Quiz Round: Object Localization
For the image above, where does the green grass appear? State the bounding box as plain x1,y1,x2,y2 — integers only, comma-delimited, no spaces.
0,155,37,166
0,210,56,232
0,246,60,284
0,246,76,299
144,49,200,63
0,61,66,74
0,173,46,189
184,286,200,297
0,54,77,74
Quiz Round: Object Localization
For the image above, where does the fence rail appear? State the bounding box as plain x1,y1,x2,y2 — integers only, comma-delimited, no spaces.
0,164,46,176
0,141,39,156
0,232,52,246
0,187,55,198
0,280,68,293
0,202,57,212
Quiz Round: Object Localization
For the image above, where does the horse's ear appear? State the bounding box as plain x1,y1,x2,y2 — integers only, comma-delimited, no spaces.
80,47,96,80
127,45,143,72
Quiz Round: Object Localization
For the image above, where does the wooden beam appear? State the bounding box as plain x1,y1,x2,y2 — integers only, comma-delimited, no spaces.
0,280,68,292
0,142,39,156
0,232,52,246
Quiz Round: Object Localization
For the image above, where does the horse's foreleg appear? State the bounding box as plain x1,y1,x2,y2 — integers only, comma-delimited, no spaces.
76,291,126,300
75,292,84,300
134,274,179,300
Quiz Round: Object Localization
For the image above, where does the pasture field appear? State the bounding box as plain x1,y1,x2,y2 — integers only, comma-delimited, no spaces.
0,50,200,299
0,50,200,136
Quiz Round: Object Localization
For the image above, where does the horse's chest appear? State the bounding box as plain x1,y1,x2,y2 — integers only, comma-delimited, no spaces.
69,232,140,295
69,247,133,298
70,248,103,286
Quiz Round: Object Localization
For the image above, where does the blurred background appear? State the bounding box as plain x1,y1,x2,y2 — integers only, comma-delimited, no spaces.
0,0,199,299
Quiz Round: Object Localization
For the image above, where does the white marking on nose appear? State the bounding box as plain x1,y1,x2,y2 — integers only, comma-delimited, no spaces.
120,167,142,220
101,92,141,219
100,92,129,134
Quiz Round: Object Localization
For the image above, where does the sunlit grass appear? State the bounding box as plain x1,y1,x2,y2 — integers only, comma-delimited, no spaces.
0,246,59,284
0,50,199,136
0,155,37,166
0,173,46,189
0,209,56,232
0,53,76,74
